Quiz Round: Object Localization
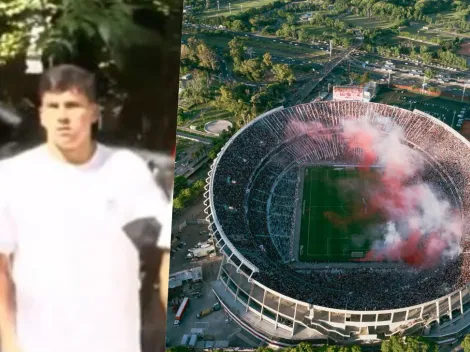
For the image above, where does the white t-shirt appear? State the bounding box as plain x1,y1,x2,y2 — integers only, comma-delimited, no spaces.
0,144,171,352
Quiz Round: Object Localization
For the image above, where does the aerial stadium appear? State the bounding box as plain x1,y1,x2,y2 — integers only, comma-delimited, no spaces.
204,101,470,347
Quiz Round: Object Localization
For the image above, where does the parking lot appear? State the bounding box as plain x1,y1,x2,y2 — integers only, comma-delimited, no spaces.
168,222,262,348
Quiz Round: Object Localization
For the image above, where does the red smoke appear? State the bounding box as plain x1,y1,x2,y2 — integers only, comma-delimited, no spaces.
361,229,449,268
342,129,377,170
317,118,462,268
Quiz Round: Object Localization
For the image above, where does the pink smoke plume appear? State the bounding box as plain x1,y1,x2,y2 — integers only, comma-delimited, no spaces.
288,116,463,268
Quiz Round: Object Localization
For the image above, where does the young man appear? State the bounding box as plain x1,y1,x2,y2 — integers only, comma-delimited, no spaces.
0,65,171,352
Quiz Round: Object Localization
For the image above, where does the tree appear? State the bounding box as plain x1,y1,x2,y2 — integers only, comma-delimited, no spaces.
213,84,254,120
172,196,186,210
381,335,437,352
180,188,194,200
424,68,435,80
276,23,297,39
404,336,438,352
180,44,192,61
462,334,470,352
297,28,310,43
261,26,273,35
0,0,161,67
249,17,260,27
177,114,185,126
192,179,206,194
381,336,405,352
228,37,245,64
237,58,264,81
255,348,275,352
231,19,246,31
181,71,211,105
251,82,287,114
208,148,218,160
421,52,433,64
295,342,315,352
359,72,370,84
173,175,188,197
262,52,273,68
272,64,295,85
325,346,338,352
286,14,296,25
196,42,219,70
1,0,182,152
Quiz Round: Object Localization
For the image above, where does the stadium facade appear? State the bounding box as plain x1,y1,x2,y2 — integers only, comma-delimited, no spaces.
332,83,377,102
204,102,470,347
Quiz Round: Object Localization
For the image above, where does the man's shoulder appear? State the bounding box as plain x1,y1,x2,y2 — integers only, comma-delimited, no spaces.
106,146,147,167
0,145,46,172
103,146,151,178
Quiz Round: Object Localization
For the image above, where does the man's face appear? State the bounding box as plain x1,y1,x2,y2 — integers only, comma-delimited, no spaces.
40,89,98,150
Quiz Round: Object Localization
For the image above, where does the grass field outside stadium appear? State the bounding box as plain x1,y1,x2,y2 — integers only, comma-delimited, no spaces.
298,165,383,262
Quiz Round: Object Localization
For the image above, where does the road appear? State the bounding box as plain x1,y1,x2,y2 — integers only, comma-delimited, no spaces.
184,22,338,59
346,55,470,98
184,21,470,101
358,53,470,82
176,130,214,144
288,39,364,105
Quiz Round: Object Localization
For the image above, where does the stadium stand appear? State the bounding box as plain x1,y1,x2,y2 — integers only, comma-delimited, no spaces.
209,102,470,310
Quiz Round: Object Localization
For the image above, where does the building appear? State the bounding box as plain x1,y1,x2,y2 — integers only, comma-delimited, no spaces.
332,86,365,101
332,84,377,103
300,13,313,21
169,267,203,290
205,102,470,347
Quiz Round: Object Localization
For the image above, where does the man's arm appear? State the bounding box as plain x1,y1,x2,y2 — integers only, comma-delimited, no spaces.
158,251,170,317
127,219,169,352
122,153,173,351
123,217,169,314
0,255,19,352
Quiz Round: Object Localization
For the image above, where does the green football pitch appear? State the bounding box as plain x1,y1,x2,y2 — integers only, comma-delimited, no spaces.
298,166,382,262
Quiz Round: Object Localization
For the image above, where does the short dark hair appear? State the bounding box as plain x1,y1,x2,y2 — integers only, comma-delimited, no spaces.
39,64,96,103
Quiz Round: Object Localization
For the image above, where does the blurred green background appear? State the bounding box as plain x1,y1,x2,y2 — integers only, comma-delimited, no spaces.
0,0,183,154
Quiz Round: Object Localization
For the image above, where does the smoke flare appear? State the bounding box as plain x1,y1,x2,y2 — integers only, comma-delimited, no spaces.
288,115,462,268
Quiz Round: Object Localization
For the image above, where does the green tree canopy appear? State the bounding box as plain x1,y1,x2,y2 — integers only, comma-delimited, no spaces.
272,63,296,85
462,334,470,352
173,175,188,197
228,37,246,64
262,52,273,68
424,68,436,79
236,58,265,81
381,335,437,352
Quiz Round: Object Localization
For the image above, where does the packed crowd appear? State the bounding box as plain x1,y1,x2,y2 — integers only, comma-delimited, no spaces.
253,259,465,311
210,101,470,311
267,169,299,261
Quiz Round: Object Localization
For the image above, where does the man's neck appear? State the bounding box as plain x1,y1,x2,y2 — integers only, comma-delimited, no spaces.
47,142,97,165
